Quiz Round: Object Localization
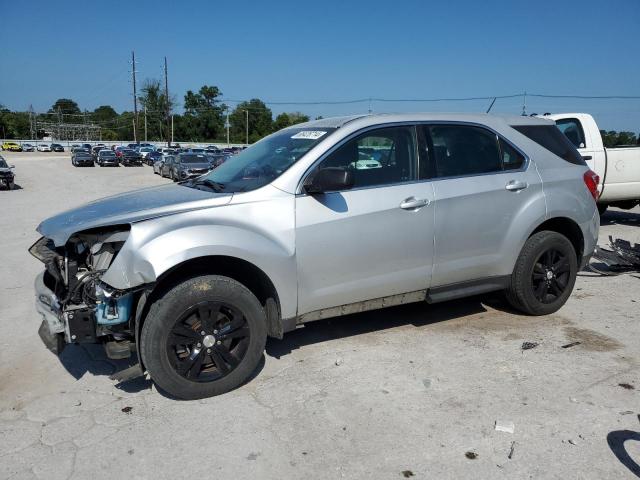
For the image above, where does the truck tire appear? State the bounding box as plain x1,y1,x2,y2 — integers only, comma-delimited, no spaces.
505,231,577,316
140,275,267,400
597,204,608,216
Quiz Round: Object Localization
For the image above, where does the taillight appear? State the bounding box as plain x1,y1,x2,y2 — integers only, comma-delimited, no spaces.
583,170,599,201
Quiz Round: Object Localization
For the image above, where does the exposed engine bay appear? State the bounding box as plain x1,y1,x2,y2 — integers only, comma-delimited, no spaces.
30,227,139,359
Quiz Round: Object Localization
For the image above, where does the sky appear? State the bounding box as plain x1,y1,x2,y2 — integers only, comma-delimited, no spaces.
1,0,639,131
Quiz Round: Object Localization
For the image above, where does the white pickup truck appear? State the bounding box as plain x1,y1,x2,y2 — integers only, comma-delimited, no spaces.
544,113,640,215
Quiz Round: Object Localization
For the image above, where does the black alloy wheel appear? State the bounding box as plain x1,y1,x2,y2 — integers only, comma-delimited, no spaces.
166,301,250,382
530,248,571,304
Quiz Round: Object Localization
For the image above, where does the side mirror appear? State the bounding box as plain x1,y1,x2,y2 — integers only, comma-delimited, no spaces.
10,165,15,169
304,167,354,194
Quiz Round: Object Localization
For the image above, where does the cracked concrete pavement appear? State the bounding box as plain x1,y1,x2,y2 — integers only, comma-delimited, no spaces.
1,152,639,479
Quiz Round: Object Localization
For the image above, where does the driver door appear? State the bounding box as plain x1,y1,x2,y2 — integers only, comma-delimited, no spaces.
295,125,435,316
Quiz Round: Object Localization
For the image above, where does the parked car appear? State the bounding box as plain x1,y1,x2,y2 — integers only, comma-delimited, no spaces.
205,145,220,153
51,143,65,152
96,149,119,166
91,145,107,159
188,148,206,154
1,141,22,152
22,143,35,152
138,147,155,159
159,155,174,178
145,150,162,166
31,113,599,400
120,149,143,166
37,144,51,152
152,156,166,175
541,113,640,216
81,143,92,151
70,145,85,153
0,156,15,189
158,147,176,155
71,151,94,167
165,153,211,181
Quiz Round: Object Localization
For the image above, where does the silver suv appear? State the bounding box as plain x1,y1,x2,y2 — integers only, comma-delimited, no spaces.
31,113,599,399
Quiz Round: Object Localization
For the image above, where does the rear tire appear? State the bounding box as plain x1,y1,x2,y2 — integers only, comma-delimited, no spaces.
140,275,267,400
506,231,577,315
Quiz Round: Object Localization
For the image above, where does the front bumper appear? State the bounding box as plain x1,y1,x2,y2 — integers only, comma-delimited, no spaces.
34,272,66,354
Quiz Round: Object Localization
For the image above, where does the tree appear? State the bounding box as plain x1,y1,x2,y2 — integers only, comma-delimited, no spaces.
229,99,273,143
182,85,225,141
138,79,173,141
273,112,309,131
600,130,638,148
48,98,81,123
92,105,118,123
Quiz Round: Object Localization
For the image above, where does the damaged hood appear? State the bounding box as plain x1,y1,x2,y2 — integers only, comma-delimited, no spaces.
37,183,233,246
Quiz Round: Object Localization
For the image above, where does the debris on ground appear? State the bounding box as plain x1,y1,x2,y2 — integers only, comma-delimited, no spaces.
589,236,640,275
561,341,581,349
335,358,343,366
465,451,478,459
521,341,539,351
508,441,516,459
495,421,515,434
618,383,635,390
568,439,576,446
121,406,133,414
422,378,431,389
401,470,415,478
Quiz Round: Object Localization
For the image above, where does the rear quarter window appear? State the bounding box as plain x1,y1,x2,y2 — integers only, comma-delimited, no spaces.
512,125,586,166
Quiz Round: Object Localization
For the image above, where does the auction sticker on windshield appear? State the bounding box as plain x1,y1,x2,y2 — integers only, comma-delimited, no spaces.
291,131,327,140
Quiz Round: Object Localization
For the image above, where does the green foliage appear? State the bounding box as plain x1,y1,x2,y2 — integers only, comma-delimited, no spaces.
273,112,310,131
600,129,638,147
230,99,273,143
181,85,225,141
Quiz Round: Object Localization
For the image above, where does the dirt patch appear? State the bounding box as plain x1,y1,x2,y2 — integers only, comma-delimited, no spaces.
563,327,623,352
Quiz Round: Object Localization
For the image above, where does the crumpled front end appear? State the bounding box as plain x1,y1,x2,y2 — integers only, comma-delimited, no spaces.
30,229,142,359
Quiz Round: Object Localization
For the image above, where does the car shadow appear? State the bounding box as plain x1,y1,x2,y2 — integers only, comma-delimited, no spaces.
1,183,22,191
266,294,500,359
607,429,640,477
600,209,640,227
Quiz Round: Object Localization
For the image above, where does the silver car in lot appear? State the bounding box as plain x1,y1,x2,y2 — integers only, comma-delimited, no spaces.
31,113,599,399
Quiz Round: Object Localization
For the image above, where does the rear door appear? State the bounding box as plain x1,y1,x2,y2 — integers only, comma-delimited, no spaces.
295,125,435,315
423,124,544,287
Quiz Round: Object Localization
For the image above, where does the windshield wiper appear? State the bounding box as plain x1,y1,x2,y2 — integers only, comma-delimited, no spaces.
190,178,226,192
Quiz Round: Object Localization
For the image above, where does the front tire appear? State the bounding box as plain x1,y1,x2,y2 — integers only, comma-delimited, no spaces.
506,231,577,315
140,275,267,400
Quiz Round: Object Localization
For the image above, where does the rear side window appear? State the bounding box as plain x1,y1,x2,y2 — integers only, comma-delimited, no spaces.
512,125,586,165
425,125,501,177
499,138,525,170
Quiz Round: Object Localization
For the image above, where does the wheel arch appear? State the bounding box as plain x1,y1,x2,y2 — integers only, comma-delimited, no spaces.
529,216,584,262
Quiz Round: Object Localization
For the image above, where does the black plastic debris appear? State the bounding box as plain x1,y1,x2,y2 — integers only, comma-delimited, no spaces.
521,341,539,351
561,341,581,349
590,237,640,275
508,441,516,459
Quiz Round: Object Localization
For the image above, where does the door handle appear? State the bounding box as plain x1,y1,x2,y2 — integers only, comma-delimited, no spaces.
505,180,528,192
581,155,592,161
400,197,429,210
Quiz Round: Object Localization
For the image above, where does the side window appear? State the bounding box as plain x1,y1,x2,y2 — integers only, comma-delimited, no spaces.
499,138,525,170
555,118,586,148
426,125,501,177
318,126,417,189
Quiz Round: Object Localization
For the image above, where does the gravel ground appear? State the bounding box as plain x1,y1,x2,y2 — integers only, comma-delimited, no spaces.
0,151,639,479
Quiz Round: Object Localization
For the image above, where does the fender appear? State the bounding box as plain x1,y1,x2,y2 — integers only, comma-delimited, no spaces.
101,188,298,319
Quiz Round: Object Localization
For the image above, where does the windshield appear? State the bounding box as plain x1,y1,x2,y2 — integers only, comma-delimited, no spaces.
194,127,335,192
100,151,116,157
180,154,208,164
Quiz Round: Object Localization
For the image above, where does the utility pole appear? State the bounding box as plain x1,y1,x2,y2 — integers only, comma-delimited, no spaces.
226,109,230,147
521,91,527,116
164,56,170,147
57,107,62,141
144,105,148,142
29,105,34,140
83,110,88,140
131,51,138,143
244,109,249,146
